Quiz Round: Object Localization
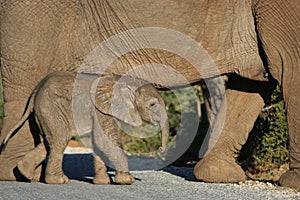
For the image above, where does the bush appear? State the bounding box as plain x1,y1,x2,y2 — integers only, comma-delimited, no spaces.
238,86,289,178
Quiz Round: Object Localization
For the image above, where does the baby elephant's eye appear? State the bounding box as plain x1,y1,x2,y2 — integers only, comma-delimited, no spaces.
149,102,156,107
149,98,159,108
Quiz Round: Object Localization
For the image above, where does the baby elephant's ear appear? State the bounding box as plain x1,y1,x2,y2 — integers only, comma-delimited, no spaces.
91,75,143,127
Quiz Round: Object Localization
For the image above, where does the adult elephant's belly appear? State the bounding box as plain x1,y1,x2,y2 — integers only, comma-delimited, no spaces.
109,0,265,85
45,0,267,88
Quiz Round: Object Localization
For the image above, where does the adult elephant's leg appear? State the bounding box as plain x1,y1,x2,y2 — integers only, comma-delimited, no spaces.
0,1,59,181
279,79,300,190
0,101,37,181
0,66,47,181
0,22,48,181
251,0,300,189
0,102,47,182
17,142,47,181
194,78,272,183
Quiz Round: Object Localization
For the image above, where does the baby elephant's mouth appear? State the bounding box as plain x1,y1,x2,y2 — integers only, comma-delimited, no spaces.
150,119,159,126
149,107,161,126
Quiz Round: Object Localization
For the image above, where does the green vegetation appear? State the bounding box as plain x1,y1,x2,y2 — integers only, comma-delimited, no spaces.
238,86,289,179
121,125,166,155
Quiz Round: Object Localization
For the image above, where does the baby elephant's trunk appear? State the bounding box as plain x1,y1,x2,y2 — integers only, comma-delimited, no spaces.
158,108,170,152
149,101,170,152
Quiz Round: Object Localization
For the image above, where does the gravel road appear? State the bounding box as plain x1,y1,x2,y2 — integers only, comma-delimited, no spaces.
1,167,300,200
0,167,300,200
1,149,299,200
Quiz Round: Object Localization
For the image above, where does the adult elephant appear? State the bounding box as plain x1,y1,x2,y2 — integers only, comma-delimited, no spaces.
0,0,299,189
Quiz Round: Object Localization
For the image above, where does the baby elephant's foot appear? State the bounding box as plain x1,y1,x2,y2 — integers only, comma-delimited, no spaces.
115,171,135,185
93,171,111,185
45,173,69,184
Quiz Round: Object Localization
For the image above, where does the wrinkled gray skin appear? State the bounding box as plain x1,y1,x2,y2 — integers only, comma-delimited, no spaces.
0,0,299,189
2,71,169,184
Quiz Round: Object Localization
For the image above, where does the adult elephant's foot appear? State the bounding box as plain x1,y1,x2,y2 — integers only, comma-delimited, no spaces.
45,173,69,184
17,159,36,180
17,159,43,181
93,171,111,184
115,171,135,185
17,143,47,181
31,165,42,182
194,155,246,183
279,169,300,190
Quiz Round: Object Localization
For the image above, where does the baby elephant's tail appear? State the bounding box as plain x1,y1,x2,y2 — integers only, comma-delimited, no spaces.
0,94,35,153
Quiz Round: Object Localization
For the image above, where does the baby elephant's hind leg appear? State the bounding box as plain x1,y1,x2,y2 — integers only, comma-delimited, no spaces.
45,143,69,184
41,120,70,184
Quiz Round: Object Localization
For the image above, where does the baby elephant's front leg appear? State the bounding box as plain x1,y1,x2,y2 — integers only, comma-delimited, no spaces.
94,114,135,185
95,133,135,185
110,144,135,185
115,171,135,185
109,146,135,185
93,155,111,184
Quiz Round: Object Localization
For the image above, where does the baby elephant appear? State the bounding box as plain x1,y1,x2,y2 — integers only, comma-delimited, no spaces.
2,71,169,185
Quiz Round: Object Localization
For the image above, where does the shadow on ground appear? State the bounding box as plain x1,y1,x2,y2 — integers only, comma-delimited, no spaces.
62,153,196,183
62,153,95,183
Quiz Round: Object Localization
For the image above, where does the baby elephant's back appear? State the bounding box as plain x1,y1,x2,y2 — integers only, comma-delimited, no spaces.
37,71,76,100
35,71,76,111
33,71,85,136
